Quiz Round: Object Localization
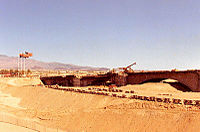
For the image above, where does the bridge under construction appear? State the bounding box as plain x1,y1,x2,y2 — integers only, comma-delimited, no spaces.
40,69,200,92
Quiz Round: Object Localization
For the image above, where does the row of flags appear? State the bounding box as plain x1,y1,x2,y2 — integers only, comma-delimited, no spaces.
19,52,33,58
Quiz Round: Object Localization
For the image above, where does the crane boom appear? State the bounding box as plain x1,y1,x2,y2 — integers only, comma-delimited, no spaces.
126,62,136,69
115,62,137,73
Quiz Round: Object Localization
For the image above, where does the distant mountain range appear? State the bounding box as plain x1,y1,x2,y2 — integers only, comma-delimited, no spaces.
0,54,109,71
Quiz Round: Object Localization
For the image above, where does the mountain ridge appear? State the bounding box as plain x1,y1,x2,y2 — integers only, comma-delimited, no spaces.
0,54,109,71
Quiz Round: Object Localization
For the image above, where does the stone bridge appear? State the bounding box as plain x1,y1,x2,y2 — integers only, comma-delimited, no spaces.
126,70,200,92
40,70,200,92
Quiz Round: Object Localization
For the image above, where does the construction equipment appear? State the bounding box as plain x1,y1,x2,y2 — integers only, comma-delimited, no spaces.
118,62,136,73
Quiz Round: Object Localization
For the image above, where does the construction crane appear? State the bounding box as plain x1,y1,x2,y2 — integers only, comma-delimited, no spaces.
118,62,136,73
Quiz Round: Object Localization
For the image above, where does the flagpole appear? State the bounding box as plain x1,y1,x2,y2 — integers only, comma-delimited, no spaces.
21,56,23,76
24,58,26,76
18,56,19,77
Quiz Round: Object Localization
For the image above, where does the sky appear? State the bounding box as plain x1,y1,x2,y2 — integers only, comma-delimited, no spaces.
1,0,200,70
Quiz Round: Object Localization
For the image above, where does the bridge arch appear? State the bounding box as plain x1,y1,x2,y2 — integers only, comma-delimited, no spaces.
140,78,167,84
127,71,200,91
139,78,192,92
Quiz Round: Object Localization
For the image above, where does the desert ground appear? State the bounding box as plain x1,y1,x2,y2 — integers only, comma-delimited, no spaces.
0,77,200,131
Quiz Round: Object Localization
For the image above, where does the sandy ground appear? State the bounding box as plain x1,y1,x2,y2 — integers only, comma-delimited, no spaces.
0,77,200,131
120,83,200,99
0,122,36,132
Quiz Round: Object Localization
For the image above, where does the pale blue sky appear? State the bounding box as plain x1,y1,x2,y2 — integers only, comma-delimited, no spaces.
1,0,200,69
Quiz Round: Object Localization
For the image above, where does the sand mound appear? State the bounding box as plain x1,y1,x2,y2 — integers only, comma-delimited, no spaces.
0,77,41,87
121,83,181,93
7,78,41,86
1,78,200,131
